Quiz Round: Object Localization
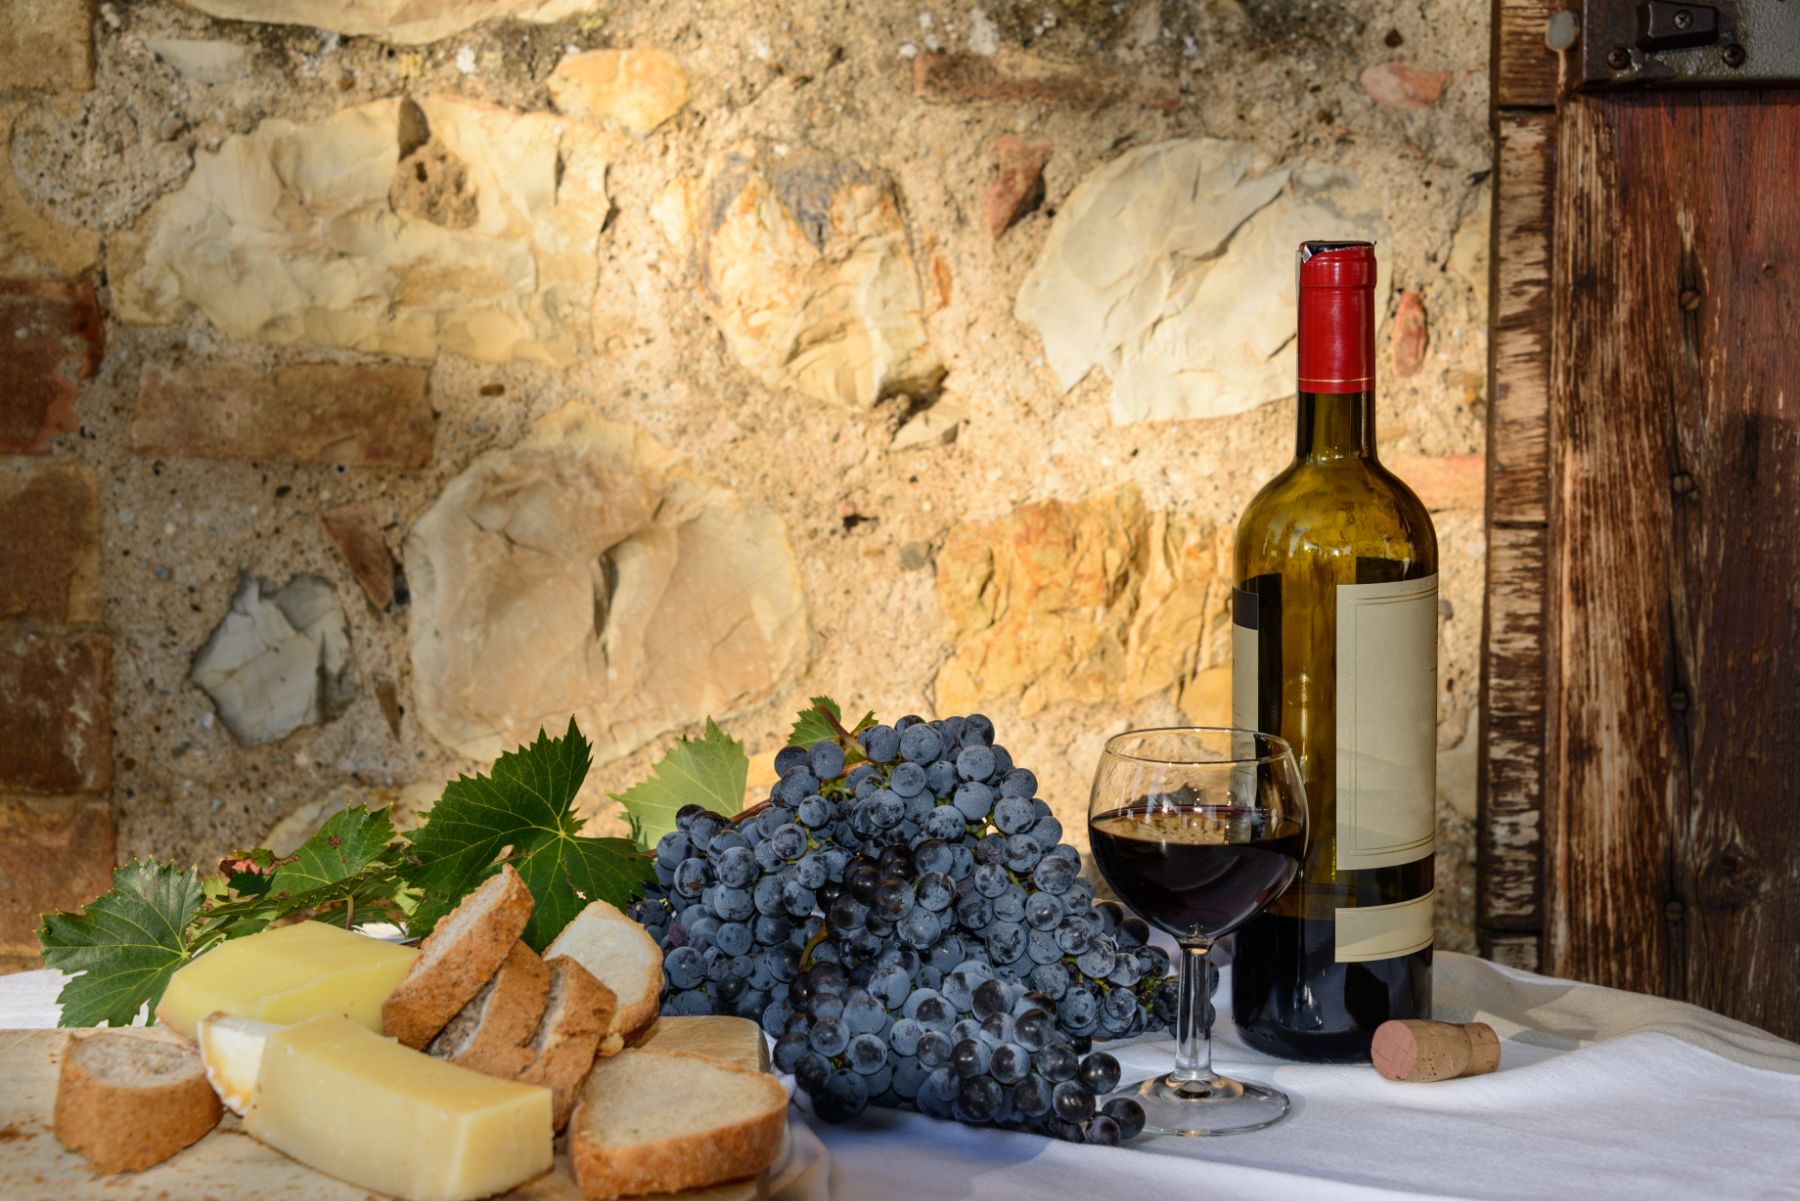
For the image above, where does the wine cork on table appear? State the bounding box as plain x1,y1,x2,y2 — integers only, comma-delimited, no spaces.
1371,1020,1501,1083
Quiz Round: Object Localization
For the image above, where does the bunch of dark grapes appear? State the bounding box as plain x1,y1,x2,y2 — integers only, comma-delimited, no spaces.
632,711,1185,1142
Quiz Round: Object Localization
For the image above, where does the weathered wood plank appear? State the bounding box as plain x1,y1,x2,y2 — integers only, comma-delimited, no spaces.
1547,91,1800,1040
1493,0,1560,109
1489,111,1555,525
1478,523,1547,933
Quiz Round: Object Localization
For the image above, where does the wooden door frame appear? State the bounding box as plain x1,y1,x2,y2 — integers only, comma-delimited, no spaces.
1480,0,1562,971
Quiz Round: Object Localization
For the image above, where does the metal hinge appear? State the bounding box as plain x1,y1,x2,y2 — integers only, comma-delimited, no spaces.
1576,0,1800,87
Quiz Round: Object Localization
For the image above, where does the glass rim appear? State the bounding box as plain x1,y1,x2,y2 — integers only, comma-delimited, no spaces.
1100,725,1295,767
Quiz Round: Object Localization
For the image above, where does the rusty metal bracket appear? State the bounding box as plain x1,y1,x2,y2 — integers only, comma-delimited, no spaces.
1577,0,1800,87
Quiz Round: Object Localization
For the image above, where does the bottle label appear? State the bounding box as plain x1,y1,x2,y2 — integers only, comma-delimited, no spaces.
1334,575,1438,871
1336,889,1435,962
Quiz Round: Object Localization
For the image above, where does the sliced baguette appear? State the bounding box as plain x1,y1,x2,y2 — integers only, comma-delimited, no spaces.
568,1047,787,1201
383,864,534,1049
544,899,662,1051
54,1031,222,1173
427,939,550,1079
516,956,615,1131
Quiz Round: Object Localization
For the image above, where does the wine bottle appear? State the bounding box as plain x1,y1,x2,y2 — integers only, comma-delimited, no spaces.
1229,241,1438,1063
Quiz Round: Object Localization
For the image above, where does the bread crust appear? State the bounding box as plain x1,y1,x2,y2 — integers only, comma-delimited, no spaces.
568,1049,786,1201
54,1032,222,1173
545,901,663,1047
517,957,615,1131
428,940,550,1079
382,864,534,1049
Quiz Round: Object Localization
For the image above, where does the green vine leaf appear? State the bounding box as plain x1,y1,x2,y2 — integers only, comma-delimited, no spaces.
38,861,210,1028
613,718,748,850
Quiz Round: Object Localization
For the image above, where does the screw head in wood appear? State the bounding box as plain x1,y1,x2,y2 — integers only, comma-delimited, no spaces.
1679,289,1701,310
1607,46,1632,69
1723,43,1747,67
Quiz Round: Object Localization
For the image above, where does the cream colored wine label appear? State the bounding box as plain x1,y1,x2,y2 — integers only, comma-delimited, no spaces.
1336,890,1436,962
1334,575,1438,871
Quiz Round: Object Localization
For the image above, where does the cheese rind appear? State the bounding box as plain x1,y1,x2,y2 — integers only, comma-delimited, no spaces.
156,922,418,1039
245,1014,553,1201
197,1013,278,1114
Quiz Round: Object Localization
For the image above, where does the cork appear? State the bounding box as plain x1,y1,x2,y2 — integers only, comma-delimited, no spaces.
1370,1020,1501,1083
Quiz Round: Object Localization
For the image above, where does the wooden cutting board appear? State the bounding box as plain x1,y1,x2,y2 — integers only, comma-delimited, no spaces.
0,1017,777,1201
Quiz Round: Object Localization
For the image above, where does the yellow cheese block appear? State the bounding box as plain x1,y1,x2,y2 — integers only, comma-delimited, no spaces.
156,921,417,1039
245,1015,554,1201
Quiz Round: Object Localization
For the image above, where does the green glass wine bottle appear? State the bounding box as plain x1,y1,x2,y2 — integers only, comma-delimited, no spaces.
1230,241,1438,1063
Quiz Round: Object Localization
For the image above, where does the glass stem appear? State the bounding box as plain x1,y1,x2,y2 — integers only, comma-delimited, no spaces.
1171,941,1215,1083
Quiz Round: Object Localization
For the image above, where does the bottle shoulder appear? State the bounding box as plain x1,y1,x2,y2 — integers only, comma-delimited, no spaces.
1235,457,1438,581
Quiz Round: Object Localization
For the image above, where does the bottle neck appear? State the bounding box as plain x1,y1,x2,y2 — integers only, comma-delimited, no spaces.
1295,390,1377,462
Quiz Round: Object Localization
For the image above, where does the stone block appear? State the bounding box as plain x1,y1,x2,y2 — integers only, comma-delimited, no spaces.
191,575,358,748
913,51,1178,112
985,138,1050,240
0,279,102,454
1016,140,1389,424
0,798,115,960
695,142,940,409
1360,62,1454,108
1392,290,1429,378
0,630,111,795
132,362,435,468
0,459,101,623
178,0,596,45
0,0,94,96
933,489,1231,716
114,96,614,366
550,48,689,136
406,404,809,763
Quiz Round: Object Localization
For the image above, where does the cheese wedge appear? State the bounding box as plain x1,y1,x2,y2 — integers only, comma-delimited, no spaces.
245,1014,553,1201
157,922,417,1039
196,1013,278,1115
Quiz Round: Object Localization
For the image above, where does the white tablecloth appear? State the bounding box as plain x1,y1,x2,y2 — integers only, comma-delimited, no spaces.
7,952,1798,1200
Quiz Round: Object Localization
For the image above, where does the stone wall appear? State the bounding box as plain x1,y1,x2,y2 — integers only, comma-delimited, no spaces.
0,0,1491,965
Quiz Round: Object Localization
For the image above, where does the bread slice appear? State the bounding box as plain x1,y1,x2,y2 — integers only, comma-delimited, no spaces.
568,1048,787,1201
516,956,615,1131
54,1031,222,1173
383,864,534,1048
427,940,550,1079
544,900,662,1051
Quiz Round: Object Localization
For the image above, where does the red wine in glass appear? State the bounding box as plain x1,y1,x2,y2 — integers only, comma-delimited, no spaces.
1090,805,1303,943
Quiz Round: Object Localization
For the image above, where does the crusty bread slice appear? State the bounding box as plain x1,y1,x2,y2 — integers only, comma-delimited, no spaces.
544,900,662,1051
383,864,534,1048
568,1048,787,1201
516,956,615,1131
54,1031,222,1173
427,939,550,1079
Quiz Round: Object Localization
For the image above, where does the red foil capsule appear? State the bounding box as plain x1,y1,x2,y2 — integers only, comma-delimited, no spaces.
1296,241,1377,393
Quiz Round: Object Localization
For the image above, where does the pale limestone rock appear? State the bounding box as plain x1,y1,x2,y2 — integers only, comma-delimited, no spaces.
891,392,968,451
265,782,437,855
0,103,99,278
695,142,940,409
115,96,614,366
176,0,598,46
1448,182,1491,296
1016,139,1391,425
550,48,690,136
145,38,252,85
191,575,358,747
405,404,810,763
933,489,1231,716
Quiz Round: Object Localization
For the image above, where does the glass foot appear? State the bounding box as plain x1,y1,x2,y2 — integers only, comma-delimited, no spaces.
1111,1072,1291,1137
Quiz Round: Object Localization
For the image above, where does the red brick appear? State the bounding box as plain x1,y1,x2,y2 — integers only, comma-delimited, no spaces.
0,799,115,960
1360,62,1454,108
1392,290,1429,379
986,138,1051,240
0,279,103,454
0,458,101,623
0,630,111,794
1389,453,1485,512
318,502,396,611
131,361,436,468
914,51,1179,112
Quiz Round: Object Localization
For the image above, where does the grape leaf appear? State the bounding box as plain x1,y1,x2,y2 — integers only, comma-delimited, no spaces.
38,861,211,1028
613,718,748,850
787,696,876,749
405,719,653,950
269,806,395,896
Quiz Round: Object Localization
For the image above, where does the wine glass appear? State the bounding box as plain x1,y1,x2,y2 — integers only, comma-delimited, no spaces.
1087,727,1308,1137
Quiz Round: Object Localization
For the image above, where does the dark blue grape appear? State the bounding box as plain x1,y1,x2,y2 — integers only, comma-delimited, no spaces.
888,1017,924,1056
915,871,953,913
916,1028,954,1068
774,745,810,775
892,1056,928,1101
954,744,996,782
1024,890,1065,931
990,1042,1030,1085
1037,1042,1079,1082
672,858,709,898
715,921,753,956
991,886,1027,924
665,946,704,989
897,907,942,948
1079,1051,1121,1094
924,805,966,840
1057,987,1098,1033
814,1068,869,1122
1056,917,1093,956
1085,1114,1121,1145
950,1038,991,1079
847,1033,888,1075
654,831,690,868
1004,834,1043,873
1012,1073,1053,1118
889,761,927,798
667,988,712,1016
954,1076,1003,1123
951,782,994,822
773,1030,810,1072
868,964,912,1010
899,724,944,764
797,795,833,828
1028,815,1064,848
1014,1007,1052,1052
859,724,900,763
687,812,724,846
1102,1097,1146,1140
1032,855,1076,895
955,892,994,932
971,977,1011,1019
926,759,960,797
809,1016,850,1057
912,838,953,875
713,845,756,888
1076,936,1117,980
993,795,1036,835
985,921,1026,966
972,863,1009,899
809,740,846,780
998,768,1037,798
1052,1080,1096,1123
